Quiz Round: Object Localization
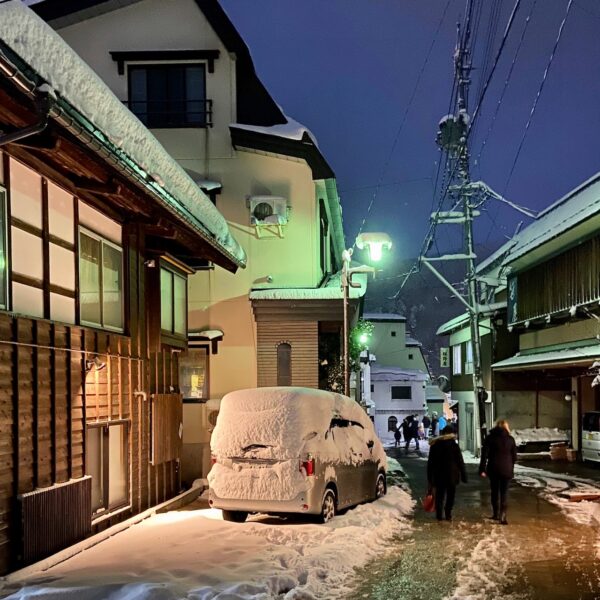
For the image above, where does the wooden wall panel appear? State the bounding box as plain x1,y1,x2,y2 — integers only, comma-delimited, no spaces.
257,321,319,388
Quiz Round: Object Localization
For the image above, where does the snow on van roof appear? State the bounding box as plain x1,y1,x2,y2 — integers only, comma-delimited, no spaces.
211,387,372,461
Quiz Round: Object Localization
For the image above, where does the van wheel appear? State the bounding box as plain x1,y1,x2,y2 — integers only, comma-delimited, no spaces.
375,473,386,499
320,489,336,523
222,510,248,523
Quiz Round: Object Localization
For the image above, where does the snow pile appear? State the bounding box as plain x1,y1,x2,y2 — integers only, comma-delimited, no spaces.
0,2,245,264
2,489,414,600
231,115,319,147
512,427,569,447
209,387,386,501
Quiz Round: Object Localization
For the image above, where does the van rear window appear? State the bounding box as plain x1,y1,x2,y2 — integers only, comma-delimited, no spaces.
583,412,600,432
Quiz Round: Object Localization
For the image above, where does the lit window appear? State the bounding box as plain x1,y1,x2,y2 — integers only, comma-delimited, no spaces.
160,267,187,336
79,229,123,331
465,341,474,374
179,348,209,400
129,64,208,128
452,344,462,375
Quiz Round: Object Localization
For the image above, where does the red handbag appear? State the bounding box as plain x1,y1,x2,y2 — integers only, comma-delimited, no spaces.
422,491,435,513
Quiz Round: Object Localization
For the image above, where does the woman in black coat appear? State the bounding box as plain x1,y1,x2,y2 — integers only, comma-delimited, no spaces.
479,419,517,525
427,425,467,521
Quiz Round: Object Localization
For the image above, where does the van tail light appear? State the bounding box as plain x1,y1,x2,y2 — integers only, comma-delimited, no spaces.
300,457,315,476
211,455,217,465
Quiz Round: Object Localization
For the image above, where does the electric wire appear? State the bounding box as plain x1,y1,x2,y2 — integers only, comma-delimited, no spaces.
503,0,575,193
351,0,453,247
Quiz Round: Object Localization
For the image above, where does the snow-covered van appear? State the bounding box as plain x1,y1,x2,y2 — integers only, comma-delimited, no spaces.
208,387,387,523
582,412,600,463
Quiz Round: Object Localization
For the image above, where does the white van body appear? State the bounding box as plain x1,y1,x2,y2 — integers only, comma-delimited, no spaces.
582,411,600,463
208,387,387,522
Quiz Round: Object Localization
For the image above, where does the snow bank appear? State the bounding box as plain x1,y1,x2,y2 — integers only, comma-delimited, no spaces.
0,2,245,264
231,115,319,147
1,489,414,600
512,427,569,447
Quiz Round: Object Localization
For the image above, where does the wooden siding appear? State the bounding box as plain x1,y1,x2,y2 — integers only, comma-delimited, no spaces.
151,394,183,465
257,322,318,388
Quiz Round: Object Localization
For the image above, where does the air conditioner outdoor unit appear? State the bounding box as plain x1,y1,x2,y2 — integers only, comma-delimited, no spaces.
248,196,288,236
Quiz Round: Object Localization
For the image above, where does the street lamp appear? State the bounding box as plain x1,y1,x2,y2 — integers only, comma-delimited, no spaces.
342,232,392,396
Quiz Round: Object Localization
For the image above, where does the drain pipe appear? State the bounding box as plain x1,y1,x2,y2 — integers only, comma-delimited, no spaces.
0,90,51,147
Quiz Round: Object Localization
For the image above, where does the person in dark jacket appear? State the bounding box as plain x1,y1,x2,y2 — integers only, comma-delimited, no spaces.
479,419,517,525
422,414,431,440
427,425,467,521
405,415,420,453
394,427,402,447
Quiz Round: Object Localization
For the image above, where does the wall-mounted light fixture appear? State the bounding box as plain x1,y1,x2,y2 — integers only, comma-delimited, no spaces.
564,392,575,402
85,356,106,372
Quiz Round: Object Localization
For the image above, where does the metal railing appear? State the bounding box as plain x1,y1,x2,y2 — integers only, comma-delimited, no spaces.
123,98,213,128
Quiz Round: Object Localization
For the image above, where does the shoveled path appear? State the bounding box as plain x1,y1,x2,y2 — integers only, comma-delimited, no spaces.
350,448,600,600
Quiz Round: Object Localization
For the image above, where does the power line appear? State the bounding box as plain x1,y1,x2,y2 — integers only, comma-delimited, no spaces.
352,0,452,245
338,177,432,195
504,0,575,193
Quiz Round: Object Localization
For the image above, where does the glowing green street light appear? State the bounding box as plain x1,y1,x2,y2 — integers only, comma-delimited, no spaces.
342,232,392,396
358,332,369,345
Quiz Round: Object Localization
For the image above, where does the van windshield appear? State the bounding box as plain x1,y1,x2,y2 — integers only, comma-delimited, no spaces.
583,412,600,432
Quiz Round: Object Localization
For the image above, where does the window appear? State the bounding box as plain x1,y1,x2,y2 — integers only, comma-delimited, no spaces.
388,416,398,431
465,341,474,374
391,331,396,337
391,386,412,400
319,199,329,275
129,64,208,128
79,229,123,331
86,421,129,516
452,344,462,375
370,384,375,393
179,348,209,400
0,187,7,310
408,353,414,360
160,267,187,336
277,342,292,386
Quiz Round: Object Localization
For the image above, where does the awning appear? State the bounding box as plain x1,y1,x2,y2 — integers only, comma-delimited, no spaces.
492,340,600,371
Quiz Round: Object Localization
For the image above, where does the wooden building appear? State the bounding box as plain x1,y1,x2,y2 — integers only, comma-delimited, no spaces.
0,3,244,574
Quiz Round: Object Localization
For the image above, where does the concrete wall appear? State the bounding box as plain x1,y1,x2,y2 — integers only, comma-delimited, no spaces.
494,390,571,431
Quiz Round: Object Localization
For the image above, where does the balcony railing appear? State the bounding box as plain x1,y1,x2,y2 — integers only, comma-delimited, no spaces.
123,99,213,128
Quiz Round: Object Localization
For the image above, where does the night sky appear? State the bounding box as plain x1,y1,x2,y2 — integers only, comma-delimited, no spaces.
220,0,600,276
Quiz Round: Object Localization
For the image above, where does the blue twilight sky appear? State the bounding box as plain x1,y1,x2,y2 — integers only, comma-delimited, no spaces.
219,0,600,269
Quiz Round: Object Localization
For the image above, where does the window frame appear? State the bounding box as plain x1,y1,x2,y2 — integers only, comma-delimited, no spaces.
464,341,474,374
452,344,462,375
391,385,412,400
86,419,130,518
277,341,292,386
78,227,124,333
127,62,209,129
159,263,188,339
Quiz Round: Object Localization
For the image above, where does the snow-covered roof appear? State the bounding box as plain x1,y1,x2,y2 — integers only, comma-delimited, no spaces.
426,385,446,401
0,2,245,266
231,115,319,148
405,337,422,347
189,329,224,341
363,313,406,322
436,302,507,335
249,272,367,301
502,172,600,267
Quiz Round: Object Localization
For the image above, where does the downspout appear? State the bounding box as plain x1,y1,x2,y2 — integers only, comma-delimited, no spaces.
0,91,51,147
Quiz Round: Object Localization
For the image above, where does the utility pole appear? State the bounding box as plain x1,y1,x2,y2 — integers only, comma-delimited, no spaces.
422,0,487,454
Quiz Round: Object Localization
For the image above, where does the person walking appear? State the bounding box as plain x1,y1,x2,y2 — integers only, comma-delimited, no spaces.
431,412,439,437
394,427,402,448
422,414,431,440
479,418,517,525
408,415,420,452
427,424,467,521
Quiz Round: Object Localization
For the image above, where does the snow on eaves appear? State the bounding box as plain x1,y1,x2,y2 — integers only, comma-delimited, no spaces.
0,2,245,265
231,114,320,148
363,312,406,322
370,366,428,381
249,272,367,301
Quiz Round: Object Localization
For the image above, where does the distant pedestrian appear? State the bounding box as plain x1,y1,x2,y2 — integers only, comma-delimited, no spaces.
422,414,431,440
394,427,402,448
432,413,439,437
427,424,467,521
404,415,420,453
418,422,425,440
479,419,517,525
438,414,447,432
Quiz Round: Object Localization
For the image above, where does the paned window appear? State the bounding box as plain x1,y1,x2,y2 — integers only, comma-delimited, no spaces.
160,267,187,336
452,344,462,375
129,64,207,127
86,421,129,516
465,341,474,374
391,386,412,400
277,342,292,386
79,229,123,331
179,348,209,400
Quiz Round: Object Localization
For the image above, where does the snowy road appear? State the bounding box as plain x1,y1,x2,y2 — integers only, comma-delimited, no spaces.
0,469,413,600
